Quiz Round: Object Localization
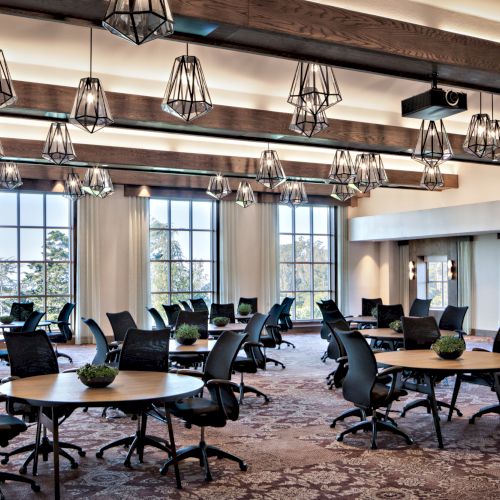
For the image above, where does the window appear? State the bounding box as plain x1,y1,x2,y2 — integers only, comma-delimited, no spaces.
0,192,74,320
149,199,216,313
278,205,336,320
425,256,448,309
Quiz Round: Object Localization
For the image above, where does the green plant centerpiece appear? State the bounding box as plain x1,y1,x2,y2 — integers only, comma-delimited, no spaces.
431,336,466,360
389,320,402,333
212,316,230,327
371,306,378,318
76,364,118,388
238,303,252,316
175,323,200,345
0,315,13,325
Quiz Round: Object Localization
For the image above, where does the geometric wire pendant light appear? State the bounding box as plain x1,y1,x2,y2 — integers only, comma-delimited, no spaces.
69,29,114,134
161,44,213,122
328,150,356,184
463,92,496,158
412,119,453,167
206,173,231,200
42,123,76,165
354,153,383,193
330,182,356,201
235,180,255,208
420,165,444,191
64,171,85,201
102,0,174,45
0,50,17,109
286,180,308,205
0,162,22,190
256,147,286,189
289,105,328,138
82,164,114,198
279,181,292,205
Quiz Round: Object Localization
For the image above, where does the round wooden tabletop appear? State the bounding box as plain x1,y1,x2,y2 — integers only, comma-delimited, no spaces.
0,320,51,330
360,328,456,341
208,322,247,333
376,350,500,372
348,316,377,324
0,371,204,407
170,338,216,354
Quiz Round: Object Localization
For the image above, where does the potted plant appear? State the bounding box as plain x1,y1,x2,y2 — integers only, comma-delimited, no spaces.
389,320,402,333
76,364,118,388
431,336,466,360
212,316,230,327
238,303,252,316
175,323,200,345
0,315,13,325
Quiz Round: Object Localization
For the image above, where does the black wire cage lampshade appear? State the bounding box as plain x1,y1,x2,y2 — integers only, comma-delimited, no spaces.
102,0,174,45
420,165,444,191
279,181,292,205
354,153,385,193
235,181,255,208
82,165,114,198
412,119,453,167
0,162,22,190
42,123,76,165
330,182,356,202
288,61,342,114
287,181,308,205
256,149,286,189
463,93,496,158
289,105,328,138
0,50,16,109
206,173,231,200
328,150,356,184
64,171,85,201
161,49,213,122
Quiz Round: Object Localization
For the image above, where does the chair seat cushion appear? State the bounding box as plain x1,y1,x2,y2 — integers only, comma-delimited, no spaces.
171,398,226,427
233,356,257,373
260,336,275,348
46,333,67,343
0,414,27,445
371,383,407,407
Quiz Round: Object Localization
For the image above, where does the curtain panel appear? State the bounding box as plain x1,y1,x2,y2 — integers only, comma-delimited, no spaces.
259,203,279,313
219,201,241,304
457,239,473,334
398,243,410,315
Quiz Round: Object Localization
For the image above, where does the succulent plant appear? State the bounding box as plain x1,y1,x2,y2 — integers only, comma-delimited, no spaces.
76,363,118,379
431,336,466,354
389,320,402,333
175,323,200,341
0,315,14,324
238,303,252,315
212,316,230,327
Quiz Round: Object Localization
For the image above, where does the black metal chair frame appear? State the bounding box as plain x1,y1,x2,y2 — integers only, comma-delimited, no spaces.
47,302,75,363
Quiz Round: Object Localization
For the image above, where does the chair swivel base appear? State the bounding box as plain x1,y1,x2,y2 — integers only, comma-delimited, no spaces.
0,471,40,499
400,396,462,419
265,357,285,369
469,403,500,424
160,438,247,482
56,352,73,363
331,409,397,429
237,383,270,404
278,340,295,349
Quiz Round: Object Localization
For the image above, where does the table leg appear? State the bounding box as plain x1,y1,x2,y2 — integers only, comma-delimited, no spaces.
448,374,462,422
164,403,182,489
425,374,444,449
32,408,42,476
41,408,60,499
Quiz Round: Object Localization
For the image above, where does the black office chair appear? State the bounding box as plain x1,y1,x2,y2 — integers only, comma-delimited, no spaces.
180,300,193,312
260,304,286,369
106,311,137,343
233,313,270,403
190,298,209,313
408,298,432,317
146,307,167,330
325,319,350,390
318,301,347,362
96,328,172,467
20,311,45,333
399,316,462,420
0,415,40,497
361,297,383,316
278,298,296,348
335,330,413,449
438,305,468,338
163,304,182,327
2,330,85,474
9,302,34,322
170,311,209,368
46,302,75,362
376,304,404,328
210,303,235,323
238,297,258,314
160,331,247,482
82,318,121,365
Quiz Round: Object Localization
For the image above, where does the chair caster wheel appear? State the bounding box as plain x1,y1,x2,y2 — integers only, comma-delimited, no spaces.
124,462,132,468
336,435,343,442
330,423,336,428
96,452,103,459
19,467,27,475
78,450,86,457
456,410,463,417
0,458,8,465
240,462,248,471
469,418,475,424
70,462,78,469
31,484,41,492
406,438,414,445
370,444,378,450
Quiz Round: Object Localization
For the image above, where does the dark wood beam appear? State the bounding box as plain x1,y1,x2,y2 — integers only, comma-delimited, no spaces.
1,1,500,92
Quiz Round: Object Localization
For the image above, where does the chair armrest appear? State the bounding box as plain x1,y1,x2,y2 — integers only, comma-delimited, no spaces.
344,315,353,319
1,376,19,384
62,368,78,373
170,369,204,378
243,341,264,349
376,366,403,379
206,379,240,391
51,320,70,326
337,356,348,363
472,347,489,352
206,379,241,419
455,329,466,339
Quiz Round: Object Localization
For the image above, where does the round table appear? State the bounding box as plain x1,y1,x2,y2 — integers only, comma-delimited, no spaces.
0,320,51,330
170,338,216,354
208,322,247,334
361,328,456,349
348,315,377,327
1,371,204,498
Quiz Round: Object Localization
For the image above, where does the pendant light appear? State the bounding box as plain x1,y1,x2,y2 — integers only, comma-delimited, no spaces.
161,44,212,122
0,50,16,109
354,153,383,193
288,61,342,114
289,105,328,138
82,164,114,198
463,92,496,158
279,181,292,205
256,146,286,189
287,181,308,205
64,171,85,201
486,94,500,161
42,123,76,165
412,120,452,167
235,181,255,208
103,0,174,45
328,150,356,184
420,165,444,191
206,173,231,200
70,29,114,134
330,183,356,201
0,162,22,190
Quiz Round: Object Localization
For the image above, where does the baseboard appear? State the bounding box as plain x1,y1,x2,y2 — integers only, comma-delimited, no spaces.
287,321,321,334
470,328,497,337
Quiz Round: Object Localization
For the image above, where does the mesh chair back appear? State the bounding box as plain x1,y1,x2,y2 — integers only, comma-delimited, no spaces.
319,299,340,312
438,306,468,331
82,317,112,365
210,303,235,323
56,302,75,341
180,300,193,312
326,319,350,359
242,313,268,369
4,330,59,378
147,307,167,330
319,303,346,340
10,302,34,321
279,297,295,330
402,316,440,350
266,304,283,326
492,328,500,354
409,298,432,317
119,328,170,372
106,311,137,343
163,304,182,326
21,311,46,333
175,310,209,339
362,297,383,316
376,304,404,328
238,297,258,314
338,330,378,409
190,298,209,313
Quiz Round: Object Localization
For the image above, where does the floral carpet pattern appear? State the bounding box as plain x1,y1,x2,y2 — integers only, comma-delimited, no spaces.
0,334,499,499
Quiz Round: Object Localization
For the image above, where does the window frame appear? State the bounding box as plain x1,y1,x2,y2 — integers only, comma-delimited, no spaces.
425,256,448,310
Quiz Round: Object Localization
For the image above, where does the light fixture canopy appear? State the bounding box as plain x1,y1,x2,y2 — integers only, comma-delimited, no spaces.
102,0,174,45
354,153,383,193
42,123,76,165
289,105,328,137
206,173,231,200
412,119,453,167
330,182,356,202
328,150,356,184
235,181,255,208
0,162,22,190
256,149,286,189
64,171,85,201
288,61,342,114
82,165,114,198
420,165,444,191
0,50,16,109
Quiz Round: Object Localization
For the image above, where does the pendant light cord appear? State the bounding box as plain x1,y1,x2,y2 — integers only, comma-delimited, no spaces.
90,28,93,79
186,42,189,57
492,93,494,120
479,91,482,115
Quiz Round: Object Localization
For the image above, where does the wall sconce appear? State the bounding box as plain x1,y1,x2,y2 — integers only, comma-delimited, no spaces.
408,260,416,280
447,259,457,280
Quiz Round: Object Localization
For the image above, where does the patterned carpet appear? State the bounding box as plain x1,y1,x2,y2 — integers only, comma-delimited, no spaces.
0,333,499,499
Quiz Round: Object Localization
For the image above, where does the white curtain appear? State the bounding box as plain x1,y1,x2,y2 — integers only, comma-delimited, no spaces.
128,196,149,328
259,203,279,312
75,196,102,344
398,243,410,314
458,239,473,334
336,206,349,314
219,201,241,304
